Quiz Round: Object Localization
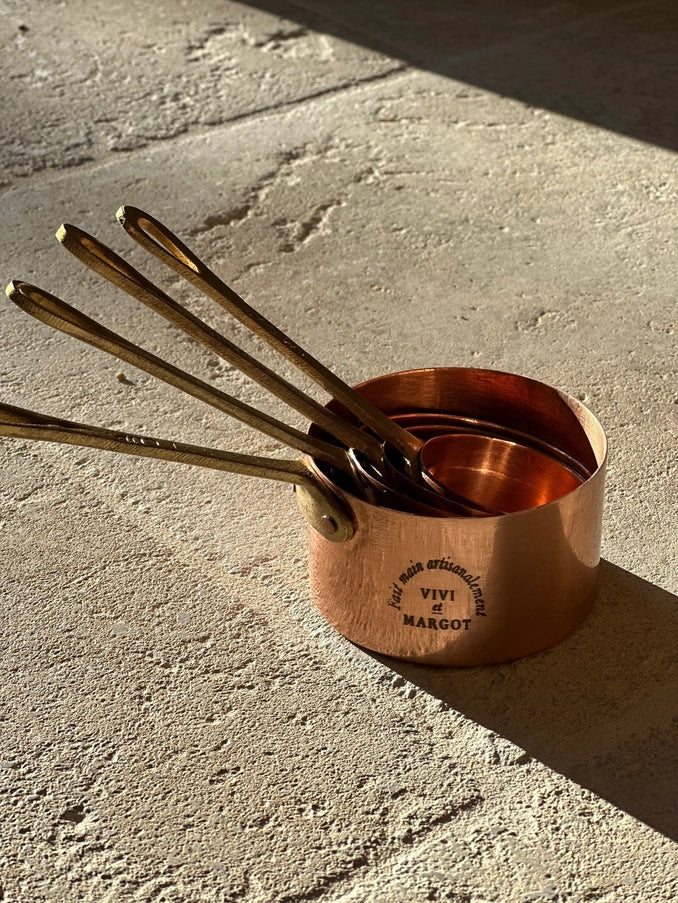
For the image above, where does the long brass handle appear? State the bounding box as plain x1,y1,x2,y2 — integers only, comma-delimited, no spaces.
56,223,385,467
6,281,357,476
0,402,354,542
116,205,423,472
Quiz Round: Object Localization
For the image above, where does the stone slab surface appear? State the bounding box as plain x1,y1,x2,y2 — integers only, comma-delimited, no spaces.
1,2,677,902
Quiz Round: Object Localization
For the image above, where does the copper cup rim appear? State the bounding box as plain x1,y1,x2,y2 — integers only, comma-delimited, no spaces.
309,366,608,523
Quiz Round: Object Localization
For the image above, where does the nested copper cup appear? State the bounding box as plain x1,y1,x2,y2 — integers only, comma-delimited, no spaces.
301,368,607,666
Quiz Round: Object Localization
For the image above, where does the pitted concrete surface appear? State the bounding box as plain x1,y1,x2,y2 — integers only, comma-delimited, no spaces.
1,2,677,901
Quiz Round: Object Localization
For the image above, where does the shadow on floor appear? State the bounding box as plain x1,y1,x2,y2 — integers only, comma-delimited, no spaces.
244,0,678,152
372,560,678,841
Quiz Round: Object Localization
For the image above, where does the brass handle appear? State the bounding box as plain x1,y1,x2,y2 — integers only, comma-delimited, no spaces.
0,402,354,542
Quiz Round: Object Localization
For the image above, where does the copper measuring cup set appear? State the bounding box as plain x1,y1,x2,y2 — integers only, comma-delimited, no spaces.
1,207,607,665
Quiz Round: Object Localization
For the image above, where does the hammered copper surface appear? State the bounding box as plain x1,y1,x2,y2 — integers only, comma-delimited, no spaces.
306,368,607,666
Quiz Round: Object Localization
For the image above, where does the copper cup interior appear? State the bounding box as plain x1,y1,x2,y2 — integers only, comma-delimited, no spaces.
420,432,584,514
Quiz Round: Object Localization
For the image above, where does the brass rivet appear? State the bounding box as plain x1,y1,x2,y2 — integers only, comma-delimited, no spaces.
320,514,338,536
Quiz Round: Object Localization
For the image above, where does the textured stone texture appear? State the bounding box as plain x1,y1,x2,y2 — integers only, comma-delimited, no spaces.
1,2,677,902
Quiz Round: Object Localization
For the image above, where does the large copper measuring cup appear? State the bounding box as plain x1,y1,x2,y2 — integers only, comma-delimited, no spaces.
305,367,607,665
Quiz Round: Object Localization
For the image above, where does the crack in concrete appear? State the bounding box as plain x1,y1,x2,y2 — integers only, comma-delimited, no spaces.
277,200,344,253
0,64,410,196
185,146,316,237
254,25,309,50
187,204,253,236
215,62,408,129
278,793,485,903
186,24,230,57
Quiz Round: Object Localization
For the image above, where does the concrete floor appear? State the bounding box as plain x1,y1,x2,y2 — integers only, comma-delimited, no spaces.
1,1,676,901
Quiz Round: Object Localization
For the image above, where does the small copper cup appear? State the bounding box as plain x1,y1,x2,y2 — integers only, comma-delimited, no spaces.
302,368,607,666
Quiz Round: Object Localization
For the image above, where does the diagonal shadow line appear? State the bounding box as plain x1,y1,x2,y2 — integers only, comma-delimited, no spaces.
370,560,678,840
242,0,678,153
